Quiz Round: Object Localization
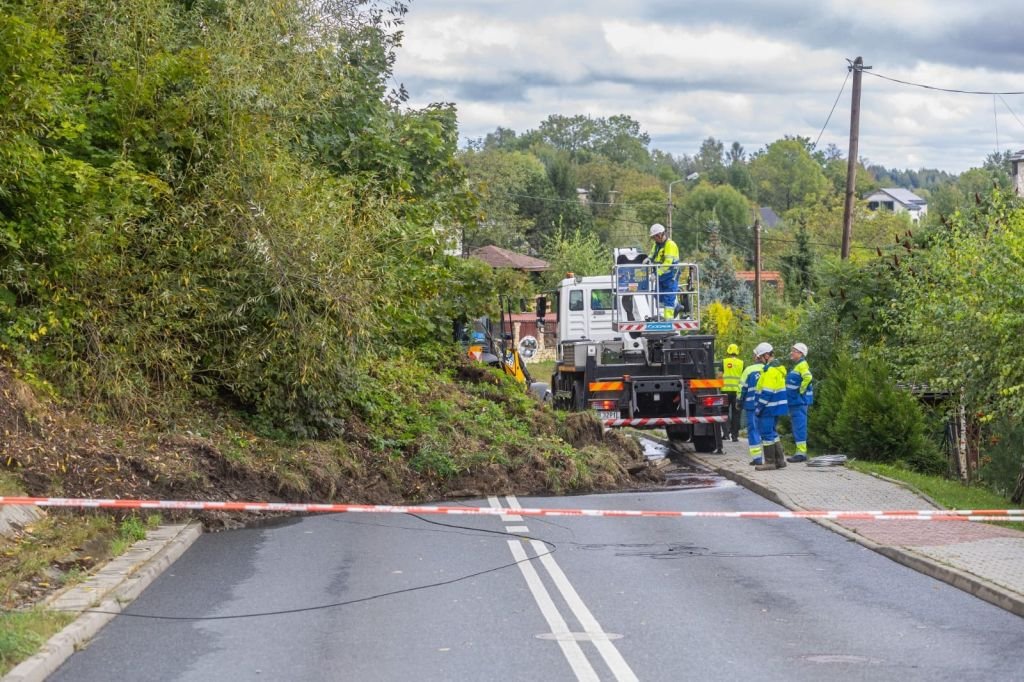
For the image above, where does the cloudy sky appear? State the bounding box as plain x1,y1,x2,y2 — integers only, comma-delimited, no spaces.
392,0,1024,173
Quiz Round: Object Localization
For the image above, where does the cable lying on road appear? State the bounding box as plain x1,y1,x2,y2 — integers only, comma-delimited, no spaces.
2,496,1021,522
8,514,560,622
807,454,848,467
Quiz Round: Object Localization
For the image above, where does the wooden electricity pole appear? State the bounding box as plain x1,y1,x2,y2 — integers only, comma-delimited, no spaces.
841,56,866,260
753,218,762,321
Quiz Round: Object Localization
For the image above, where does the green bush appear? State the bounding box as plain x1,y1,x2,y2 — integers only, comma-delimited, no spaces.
831,357,945,473
978,418,1024,498
808,353,853,452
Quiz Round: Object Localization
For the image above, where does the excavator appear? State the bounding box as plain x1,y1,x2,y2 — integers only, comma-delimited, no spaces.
456,295,551,403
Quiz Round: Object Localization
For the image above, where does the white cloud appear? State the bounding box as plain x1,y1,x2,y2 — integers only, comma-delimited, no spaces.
392,2,1024,172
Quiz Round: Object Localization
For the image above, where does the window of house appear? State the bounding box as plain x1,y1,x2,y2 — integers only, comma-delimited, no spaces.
569,289,584,311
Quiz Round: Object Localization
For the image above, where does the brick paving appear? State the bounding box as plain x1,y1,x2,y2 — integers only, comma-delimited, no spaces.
686,437,1024,617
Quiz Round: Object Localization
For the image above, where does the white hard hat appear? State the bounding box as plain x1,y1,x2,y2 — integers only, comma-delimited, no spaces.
649,223,666,237
792,342,808,355
753,342,773,357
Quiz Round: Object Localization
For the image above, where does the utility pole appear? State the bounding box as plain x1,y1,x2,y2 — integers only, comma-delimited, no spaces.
667,179,683,239
753,217,762,322
841,56,868,260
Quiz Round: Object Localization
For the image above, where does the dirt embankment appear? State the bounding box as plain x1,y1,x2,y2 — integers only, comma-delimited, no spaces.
1,367,663,530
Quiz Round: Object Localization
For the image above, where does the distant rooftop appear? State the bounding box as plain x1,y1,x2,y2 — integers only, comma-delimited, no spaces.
758,206,780,228
872,187,927,206
469,245,550,272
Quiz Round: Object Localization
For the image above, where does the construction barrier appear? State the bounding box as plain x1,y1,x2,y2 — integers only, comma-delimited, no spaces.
1,496,1022,522
603,416,728,427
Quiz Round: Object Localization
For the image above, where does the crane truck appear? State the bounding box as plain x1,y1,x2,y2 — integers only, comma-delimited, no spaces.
542,248,727,452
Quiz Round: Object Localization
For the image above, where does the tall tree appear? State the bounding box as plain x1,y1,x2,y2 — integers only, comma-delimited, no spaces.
749,138,830,213
677,183,753,257
699,223,752,313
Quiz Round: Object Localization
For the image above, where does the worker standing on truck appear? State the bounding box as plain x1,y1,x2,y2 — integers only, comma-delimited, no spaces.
786,342,814,463
740,346,766,465
648,223,679,320
722,343,744,442
753,343,788,471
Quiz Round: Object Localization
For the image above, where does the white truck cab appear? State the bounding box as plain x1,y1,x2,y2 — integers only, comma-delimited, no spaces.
545,248,726,452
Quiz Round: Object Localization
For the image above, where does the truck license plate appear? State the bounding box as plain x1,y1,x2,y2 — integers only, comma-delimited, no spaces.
598,411,619,421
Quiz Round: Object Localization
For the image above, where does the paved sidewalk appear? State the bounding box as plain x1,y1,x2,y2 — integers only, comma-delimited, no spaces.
686,438,1024,618
4,521,202,682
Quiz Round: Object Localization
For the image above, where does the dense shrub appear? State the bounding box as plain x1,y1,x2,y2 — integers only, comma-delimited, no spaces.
807,354,851,453
977,418,1024,498
0,1,485,436
829,357,945,473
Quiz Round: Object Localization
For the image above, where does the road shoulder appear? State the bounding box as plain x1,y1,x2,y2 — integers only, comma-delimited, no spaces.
3,521,202,682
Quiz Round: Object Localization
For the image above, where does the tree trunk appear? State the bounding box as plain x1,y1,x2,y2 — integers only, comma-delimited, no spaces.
1012,460,1024,505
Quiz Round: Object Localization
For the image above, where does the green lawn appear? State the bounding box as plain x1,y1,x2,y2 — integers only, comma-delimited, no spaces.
848,461,1024,531
528,360,556,384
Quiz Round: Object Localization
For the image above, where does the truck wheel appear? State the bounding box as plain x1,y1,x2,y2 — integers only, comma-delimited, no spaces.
693,435,717,453
665,425,690,444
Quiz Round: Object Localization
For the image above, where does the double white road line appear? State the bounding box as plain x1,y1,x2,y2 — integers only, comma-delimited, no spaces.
489,495,639,682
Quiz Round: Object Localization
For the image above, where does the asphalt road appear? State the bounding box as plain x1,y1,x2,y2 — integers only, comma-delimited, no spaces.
52,474,1024,681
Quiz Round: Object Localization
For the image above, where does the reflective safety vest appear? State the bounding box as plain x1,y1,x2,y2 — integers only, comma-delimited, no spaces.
651,238,680,278
740,362,763,410
755,359,789,416
786,359,814,406
722,355,744,394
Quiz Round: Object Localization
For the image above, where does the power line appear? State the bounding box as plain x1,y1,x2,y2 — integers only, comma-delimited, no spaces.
814,69,851,149
599,224,899,253
862,69,1024,96
998,95,1024,132
495,191,668,210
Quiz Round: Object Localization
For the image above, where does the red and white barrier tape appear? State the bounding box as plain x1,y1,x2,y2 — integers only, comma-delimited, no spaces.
1,496,1022,521
604,416,727,427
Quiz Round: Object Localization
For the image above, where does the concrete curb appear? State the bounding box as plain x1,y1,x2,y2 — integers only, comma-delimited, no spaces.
3,521,203,682
667,442,1024,620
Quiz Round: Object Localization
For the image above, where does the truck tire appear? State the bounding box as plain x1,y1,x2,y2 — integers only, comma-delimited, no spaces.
665,425,691,444
693,435,717,453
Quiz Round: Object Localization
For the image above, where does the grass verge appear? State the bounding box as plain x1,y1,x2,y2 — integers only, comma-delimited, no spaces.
0,512,162,675
0,608,76,675
848,460,1024,531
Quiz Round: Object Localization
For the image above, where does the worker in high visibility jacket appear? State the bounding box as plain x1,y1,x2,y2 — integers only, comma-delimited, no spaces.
649,223,679,320
753,343,789,470
739,347,765,465
786,342,814,463
722,343,744,442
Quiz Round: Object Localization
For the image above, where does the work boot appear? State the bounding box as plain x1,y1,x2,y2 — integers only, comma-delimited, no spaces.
749,457,762,466
755,451,776,470
772,442,787,468
787,453,807,463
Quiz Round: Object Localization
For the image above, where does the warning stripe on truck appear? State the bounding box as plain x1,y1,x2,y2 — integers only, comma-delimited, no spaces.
617,321,700,332
688,379,723,389
603,416,727,427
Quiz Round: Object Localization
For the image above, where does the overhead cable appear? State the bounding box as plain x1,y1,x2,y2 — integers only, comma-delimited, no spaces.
862,69,1024,96
814,69,851,149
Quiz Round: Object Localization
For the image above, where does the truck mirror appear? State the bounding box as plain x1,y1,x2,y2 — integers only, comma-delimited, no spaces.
536,297,547,318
